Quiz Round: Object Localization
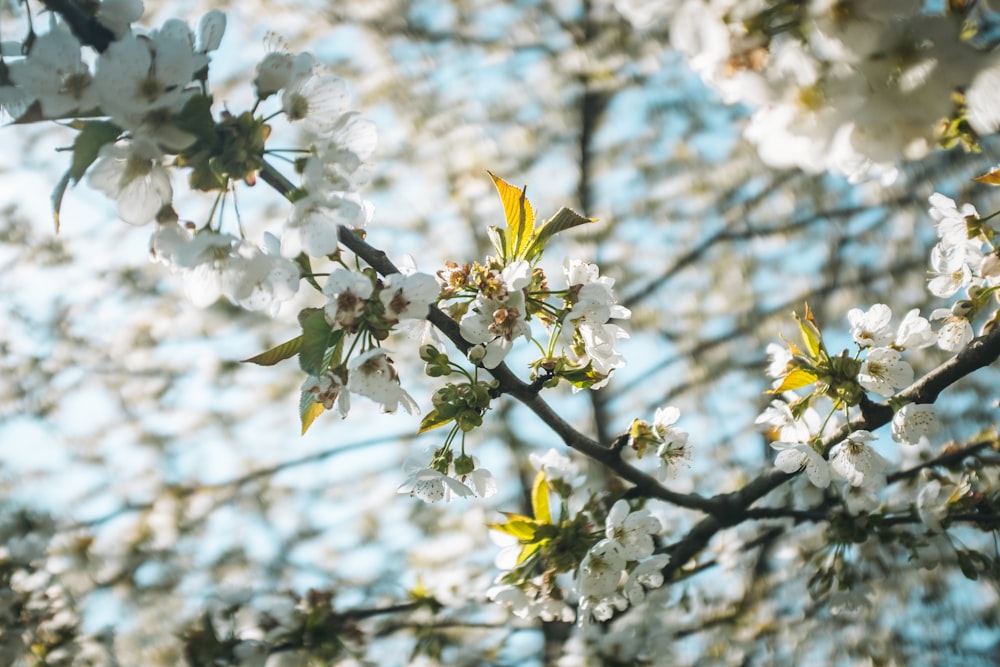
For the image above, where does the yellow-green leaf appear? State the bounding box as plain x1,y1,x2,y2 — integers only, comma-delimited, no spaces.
242,336,302,366
973,168,1000,185
531,470,551,524
793,308,823,361
418,408,454,434
488,171,535,261
766,368,819,394
516,540,544,566
300,400,324,435
487,516,540,541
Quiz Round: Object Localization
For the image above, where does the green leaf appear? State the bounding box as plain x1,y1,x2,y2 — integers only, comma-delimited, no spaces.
298,310,339,376
531,471,551,524
51,167,72,234
69,120,122,183
242,336,302,366
418,408,454,434
299,390,325,435
172,93,217,145
767,368,819,394
524,207,595,260
488,171,535,261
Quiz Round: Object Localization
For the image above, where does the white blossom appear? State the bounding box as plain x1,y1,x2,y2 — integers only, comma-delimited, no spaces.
930,308,974,352
9,27,99,118
847,304,893,348
771,441,830,488
282,71,351,136
397,464,474,503
894,309,936,350
577,539,626,598
347,349,418,414
323,268,373,330
379,272,439,323
828,431,887,488
604,500,661,561
623,554,670,605
891,403,941,448
88,137,172,225
857,347,913,398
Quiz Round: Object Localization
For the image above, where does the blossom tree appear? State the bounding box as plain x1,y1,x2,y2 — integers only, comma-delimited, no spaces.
3,0,1000,665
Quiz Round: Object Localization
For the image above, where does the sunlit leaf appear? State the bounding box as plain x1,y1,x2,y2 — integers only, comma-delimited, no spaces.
418,408,454,434
516,540,544,566
299,393,325,435
973,168,1000,185
488,171,535,261
242,336,302,366
531,470,551,524
793,306,823,361
767,368,819,394
488,515,539,541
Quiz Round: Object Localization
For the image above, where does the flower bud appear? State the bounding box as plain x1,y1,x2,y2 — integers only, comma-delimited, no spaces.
951,300,975,317
467,344,487,364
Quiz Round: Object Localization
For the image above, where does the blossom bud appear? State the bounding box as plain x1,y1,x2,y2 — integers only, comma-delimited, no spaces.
951,300,975,317
467,344,487,364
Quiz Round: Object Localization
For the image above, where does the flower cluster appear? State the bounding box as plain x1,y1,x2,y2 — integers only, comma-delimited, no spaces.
628,406,692,479
670,2,997,179
926,193,1000,351
577,500,669,625
760,303,945,510
439,174,631,391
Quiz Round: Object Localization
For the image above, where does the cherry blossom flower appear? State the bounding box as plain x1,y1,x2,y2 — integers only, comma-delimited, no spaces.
828,431,887,488
894,309,936,350
254,51,314,99
927,244,974,299
771,441,830,488
282,192,373,259
623,554,670,605
301,113,378,193
397,464,474,503
282,71,351,136
529,448,579,483
930,308,974,352
219,235,300,313
379,272,439,323
301,370,350,418
653,406,691,479
9,26,99,118
891,403,941,448
857,347,913,398
347,349,418,414
95,19,201,123
323,268,373,330
88,137,172,225
604,500,661,561
460,284,531,369
577,539,626,599
847,304,893,348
